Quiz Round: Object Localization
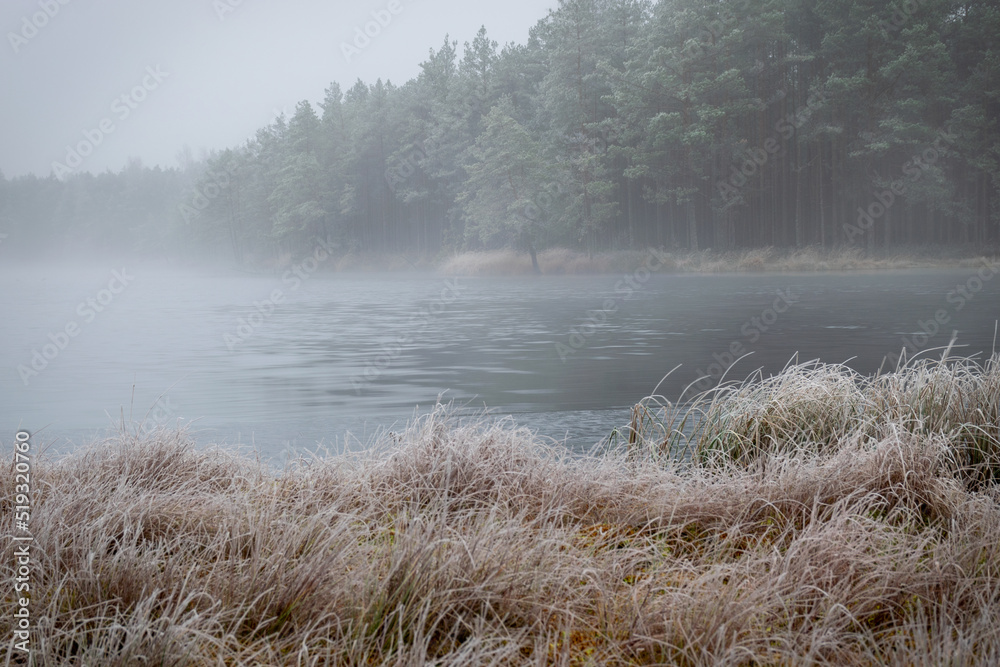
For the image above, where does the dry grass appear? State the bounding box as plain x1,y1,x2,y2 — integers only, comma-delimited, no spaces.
438,246,998,276
634,355,1000,484
438,248,655,276
251,246,997,276
3,358,1000,664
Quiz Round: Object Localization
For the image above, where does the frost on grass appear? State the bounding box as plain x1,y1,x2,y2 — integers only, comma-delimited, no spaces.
2,359,1000,665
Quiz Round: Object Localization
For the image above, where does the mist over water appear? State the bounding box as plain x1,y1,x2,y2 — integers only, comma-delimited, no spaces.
3,263,997,463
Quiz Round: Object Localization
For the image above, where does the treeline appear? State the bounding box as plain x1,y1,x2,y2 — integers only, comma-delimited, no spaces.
2,0,998,264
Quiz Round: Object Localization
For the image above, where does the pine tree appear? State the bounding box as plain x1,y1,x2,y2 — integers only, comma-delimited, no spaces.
460,97,549,271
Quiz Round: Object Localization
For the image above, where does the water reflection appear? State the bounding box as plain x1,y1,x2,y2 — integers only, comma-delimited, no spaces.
2,265,997,462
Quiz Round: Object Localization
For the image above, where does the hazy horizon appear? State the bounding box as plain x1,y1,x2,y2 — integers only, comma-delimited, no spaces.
0,0,557,179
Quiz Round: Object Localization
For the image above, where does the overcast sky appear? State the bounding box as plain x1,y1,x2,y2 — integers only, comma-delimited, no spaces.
0,0,557,179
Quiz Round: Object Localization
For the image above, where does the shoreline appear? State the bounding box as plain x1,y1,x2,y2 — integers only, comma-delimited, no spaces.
260,245,1000,276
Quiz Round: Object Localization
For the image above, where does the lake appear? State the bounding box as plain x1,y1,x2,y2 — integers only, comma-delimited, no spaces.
3,262,998,463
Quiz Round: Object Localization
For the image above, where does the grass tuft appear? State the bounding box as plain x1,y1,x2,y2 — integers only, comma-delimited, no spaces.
3,358,1000,664
632,355,1000,487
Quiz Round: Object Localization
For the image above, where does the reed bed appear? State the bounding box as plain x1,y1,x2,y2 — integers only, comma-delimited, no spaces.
438,246,998,276
3,357,1000,664
252,246,995,276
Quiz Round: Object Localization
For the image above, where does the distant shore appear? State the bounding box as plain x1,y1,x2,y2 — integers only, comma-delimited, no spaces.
256,245,1000,276
438,246,1000,276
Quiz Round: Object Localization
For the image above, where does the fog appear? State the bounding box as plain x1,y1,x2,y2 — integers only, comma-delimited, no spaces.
3,262,998,461
1,0,557,178
1,0,998,460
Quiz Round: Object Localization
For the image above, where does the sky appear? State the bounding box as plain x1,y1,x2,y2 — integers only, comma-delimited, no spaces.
0,0,558,179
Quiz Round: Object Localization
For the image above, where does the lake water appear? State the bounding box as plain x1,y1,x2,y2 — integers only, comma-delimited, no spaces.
3,262,998,463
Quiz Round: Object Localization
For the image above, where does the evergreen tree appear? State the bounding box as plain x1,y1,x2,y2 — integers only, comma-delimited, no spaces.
4,0,998,259
460,97,549,271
